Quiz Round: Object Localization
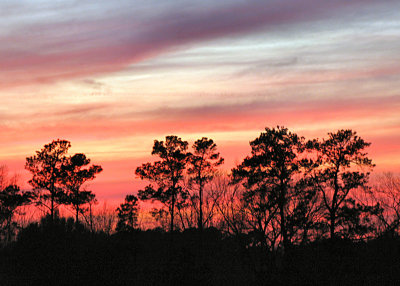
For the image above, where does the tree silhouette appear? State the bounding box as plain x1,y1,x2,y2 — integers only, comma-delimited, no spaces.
25,139,71,221
188,137,224,231
232,126,306,251
136,135,190,232
61,153,102,224
286,178,324,244
373,172,400,236
0,165,19,191
116,194,139,232
0,184,33,243
209,174,248,238
311,129,375,239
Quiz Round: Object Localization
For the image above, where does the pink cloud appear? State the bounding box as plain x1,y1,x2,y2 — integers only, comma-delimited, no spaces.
1,0,393,87
0,94,399,144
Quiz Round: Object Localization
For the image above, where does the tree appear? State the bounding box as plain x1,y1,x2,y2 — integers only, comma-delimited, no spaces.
283,177,324,245
0,184,33,243
209,174,248,236
312,129,375,239
187,137,224,231
231,126,306,251
61,153,102,224
91,202,117,235
116,195,139,232
0,165,21,192
136,135,190,232
371,172,400,236
25,139,71,221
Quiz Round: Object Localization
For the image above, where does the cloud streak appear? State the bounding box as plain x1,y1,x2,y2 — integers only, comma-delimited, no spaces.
1,0,399,200
1,94,398,144
1,0,395,87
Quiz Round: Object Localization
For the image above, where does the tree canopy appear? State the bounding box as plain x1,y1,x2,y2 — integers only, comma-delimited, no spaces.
61,153,102,224
25,139,71,221
311,129,376,239
232,126,308,250
136,135,190,232
116,194,139,232
187,137,224,230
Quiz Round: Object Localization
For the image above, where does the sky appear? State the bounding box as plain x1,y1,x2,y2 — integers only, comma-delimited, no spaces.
1,0,399,203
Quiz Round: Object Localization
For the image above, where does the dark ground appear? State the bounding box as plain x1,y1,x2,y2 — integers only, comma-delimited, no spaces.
1,217,400,286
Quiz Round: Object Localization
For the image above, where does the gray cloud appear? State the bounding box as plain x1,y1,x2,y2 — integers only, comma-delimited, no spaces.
1,0,396,87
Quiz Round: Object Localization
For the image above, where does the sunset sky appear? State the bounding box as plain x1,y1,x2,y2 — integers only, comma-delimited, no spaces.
1,0,399,203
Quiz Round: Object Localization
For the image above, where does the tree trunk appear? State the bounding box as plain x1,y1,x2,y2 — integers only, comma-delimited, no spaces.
301,228,308,245
50,192,54,222
75,206,79,224
6,215,12,244
330,166,340,240
89,204,93,232
199,180,203,231
330,211,336,239
170,193,175,233
279,181,289,251
280,203,289,251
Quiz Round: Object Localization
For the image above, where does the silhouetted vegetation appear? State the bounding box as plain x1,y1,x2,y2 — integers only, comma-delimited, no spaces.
116,194,139,232
188,137,224,231
61,153,102,224
311,129,378,240
1,128,400,285
231,126,309,252
0,185,33,244
25,139,71,221
136,136,191,232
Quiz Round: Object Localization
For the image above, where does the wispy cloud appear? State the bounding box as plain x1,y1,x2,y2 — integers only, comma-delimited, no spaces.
1,0,399,199
1,94,398,143
1,0,396,87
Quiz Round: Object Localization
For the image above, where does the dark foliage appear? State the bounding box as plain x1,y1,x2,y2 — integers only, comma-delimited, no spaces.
0,220,252,285
61,153,102,224
2,128,398,285
1,220,400,285
136,135,191,232
187,137,224,231
0,185,33,244
231,126,311,251
116,194,139,232
25,139,71,221
310,129,377,239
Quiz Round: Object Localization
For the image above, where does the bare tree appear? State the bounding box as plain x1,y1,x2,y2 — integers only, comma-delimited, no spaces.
371,172,400,236
209,174,248,237
88,202,117,234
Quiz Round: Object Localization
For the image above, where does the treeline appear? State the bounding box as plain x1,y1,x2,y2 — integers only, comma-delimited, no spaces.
1,127,400,246
129,127,395,249
2,126,400,284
